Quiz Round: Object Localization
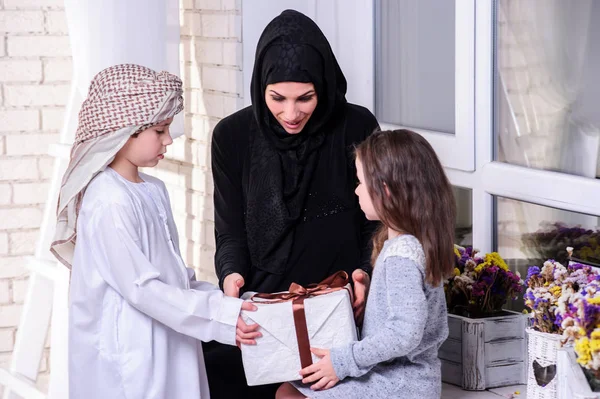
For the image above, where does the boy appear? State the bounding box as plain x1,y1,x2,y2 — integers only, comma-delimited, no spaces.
51,64,259,398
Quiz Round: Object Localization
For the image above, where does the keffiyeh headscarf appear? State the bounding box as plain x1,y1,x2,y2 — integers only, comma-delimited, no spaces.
51,64,184,268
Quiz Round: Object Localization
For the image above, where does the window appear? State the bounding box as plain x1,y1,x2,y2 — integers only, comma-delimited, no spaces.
374,0,475,171
495,0,600,178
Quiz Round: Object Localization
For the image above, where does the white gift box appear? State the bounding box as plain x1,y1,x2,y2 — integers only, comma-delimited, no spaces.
240,283,357,386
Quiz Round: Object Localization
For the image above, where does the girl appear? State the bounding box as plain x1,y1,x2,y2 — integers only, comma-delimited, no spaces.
50,64,259,399
277,129,456,398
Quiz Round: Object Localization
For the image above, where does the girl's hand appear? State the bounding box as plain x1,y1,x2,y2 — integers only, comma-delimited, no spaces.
236,301,261,348
299,348,340,391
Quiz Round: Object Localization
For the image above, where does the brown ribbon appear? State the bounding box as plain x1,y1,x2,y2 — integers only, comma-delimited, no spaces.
252,271,351,369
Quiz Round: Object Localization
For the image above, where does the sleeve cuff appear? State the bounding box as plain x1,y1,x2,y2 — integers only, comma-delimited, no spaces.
330,343,354,380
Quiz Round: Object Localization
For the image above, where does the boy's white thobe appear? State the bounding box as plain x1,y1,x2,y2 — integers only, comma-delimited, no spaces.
69,167,241,399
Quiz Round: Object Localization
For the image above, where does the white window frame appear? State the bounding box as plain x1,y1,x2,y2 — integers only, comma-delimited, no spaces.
377,0,476,172
448,0,600,253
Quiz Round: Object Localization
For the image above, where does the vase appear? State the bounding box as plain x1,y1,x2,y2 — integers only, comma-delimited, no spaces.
527,328,564,399
439,310,527,390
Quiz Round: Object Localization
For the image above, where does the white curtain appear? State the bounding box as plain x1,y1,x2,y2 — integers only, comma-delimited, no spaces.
63,0,183,141
496,0,600,265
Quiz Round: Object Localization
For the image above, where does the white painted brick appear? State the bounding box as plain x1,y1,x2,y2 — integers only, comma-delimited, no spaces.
0,329,14,352
222,94,240,116
13,182,49,205
202,66,238,93
201,14,231,38
42,107,65,130
38,156,54,179
12,278,28,304
184,90,206,116
190,140,209,166
222,0,240,10
230,14,241,39
0,207,43,229
0,184,11,205
0,109,39,132
184,64,203,90
0,232,8,256
195,0,221,10
0,138,4,156
4,84,70,106
0,38,5,57
196,40,223,64
0,304,22,328
0,280,10,304
0,11,44,33
222,41,241,67
36,370,50,393
188,116,210,141
182,12,202,36
4,0,64,8
7,36,71,57
0,257,28,279
0,60,43,82
5,133,59,156
181,0,194,10
46,10,68,34
180,38,195,63
0,158,38,180
8,230,38,255
44,58,72,82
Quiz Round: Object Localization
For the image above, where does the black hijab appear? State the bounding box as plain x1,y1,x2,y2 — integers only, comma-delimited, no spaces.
246,9,347,274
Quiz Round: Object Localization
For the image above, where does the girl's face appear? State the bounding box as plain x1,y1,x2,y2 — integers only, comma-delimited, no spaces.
355,157,379,221
265,82,318,134
120,117,174,167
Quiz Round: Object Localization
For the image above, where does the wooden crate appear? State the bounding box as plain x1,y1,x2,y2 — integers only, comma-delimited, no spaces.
439,310,527,390
557,348,600,399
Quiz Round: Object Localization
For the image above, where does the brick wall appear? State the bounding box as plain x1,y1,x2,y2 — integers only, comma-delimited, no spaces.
145,0,243,284
0,0,242,393
0,0,70,393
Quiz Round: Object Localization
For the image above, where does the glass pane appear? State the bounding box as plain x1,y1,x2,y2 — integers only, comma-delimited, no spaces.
495,0,600,178
375,0,455,133
454,186,472,246
496,196,600,310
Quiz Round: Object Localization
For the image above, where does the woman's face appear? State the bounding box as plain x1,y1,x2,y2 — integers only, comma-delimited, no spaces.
265,82,318,134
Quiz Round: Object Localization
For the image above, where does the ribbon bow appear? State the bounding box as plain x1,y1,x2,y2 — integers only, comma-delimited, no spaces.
252,271,351,368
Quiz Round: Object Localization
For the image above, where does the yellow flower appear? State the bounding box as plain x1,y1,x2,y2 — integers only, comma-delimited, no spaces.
454,247,461,258
549,286,562,298
482,252,509,271
575,337,592,366
474,264,484,274
587,297,600,305
453,268,461,277
544,282,550,287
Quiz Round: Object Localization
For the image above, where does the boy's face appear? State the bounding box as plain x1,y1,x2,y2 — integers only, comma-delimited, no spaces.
120,118,174,168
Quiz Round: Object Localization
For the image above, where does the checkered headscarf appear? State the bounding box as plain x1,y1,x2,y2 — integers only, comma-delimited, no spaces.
51,64,184,268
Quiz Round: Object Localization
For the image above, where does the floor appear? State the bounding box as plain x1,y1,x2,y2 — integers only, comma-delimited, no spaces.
441,384,527,399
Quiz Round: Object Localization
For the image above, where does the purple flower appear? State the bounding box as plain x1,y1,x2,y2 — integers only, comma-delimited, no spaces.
526,266,541,282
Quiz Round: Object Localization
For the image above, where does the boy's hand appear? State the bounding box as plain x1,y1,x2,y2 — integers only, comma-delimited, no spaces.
299,348,340,391
352,269,370,326
236,301,260,348
224,272,245,298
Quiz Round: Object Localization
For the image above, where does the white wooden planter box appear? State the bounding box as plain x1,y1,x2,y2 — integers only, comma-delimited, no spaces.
439,310,527,390
558,348,600,399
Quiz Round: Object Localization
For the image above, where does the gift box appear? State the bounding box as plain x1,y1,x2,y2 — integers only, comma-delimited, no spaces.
240,271,358,386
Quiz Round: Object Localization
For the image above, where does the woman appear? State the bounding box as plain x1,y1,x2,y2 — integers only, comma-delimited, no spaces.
203,10,380,398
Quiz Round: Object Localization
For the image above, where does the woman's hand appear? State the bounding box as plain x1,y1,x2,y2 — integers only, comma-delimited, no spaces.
299,348,340,391
223,272,245,298
236,301,261,348
352,269,370,326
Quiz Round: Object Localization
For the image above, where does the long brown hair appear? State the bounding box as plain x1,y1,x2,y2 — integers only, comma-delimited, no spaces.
355,129,456,286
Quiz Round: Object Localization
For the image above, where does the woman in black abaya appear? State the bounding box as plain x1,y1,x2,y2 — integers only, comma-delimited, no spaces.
202,9,380,398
